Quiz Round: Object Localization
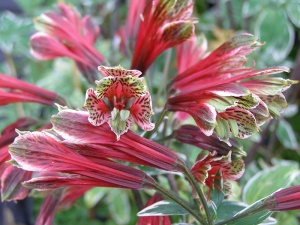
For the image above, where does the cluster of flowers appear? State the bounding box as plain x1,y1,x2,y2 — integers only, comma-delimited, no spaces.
0,0,298,224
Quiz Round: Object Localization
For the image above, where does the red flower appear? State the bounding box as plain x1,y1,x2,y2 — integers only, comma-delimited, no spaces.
191,150,244,195
0,118,37,201
0,73,63,106
9,129,156,191
30,3,104,83
136,193,171,225
263,185,300,211
51,108,185,172
174,125,246,157
131,0,195,73
117,0,148,56
168,34,297,141
84,65,154,140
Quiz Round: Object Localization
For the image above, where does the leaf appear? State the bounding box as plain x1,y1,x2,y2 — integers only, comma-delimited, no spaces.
286,2,300,28
210,171,224,209
276,119,299,151
108,190,131,225
254,8,294,63
215,200,248,223
0,11,33,54
242,0,267,18
227,211,273,225
137,200,189,216
243,164,299,204
84,187,109,209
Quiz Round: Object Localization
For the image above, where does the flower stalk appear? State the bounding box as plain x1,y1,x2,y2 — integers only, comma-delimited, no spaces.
181,165,213,225
152,181,207,225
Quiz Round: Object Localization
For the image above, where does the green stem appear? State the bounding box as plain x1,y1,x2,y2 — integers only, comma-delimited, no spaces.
157,49,172,98
182,166,213,225
152,182,207,225
143,107,168,139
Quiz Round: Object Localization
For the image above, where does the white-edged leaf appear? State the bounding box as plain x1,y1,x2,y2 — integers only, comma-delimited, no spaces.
243,164,299,204
286,2,300,28
83,187,109,209
254,8,294,63
137,200,189,216
276,119,299,151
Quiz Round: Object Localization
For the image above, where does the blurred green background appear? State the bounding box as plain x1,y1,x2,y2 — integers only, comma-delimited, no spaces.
0,0,299,224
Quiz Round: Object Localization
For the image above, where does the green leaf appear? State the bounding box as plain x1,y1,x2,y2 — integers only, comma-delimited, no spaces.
243,164,299,204
276,119,299,151
0,11,33,54
83,187,109,209
242,0,268,18
210,171,225,209
254,8,294,63
107,190,131,225
137,200,189,216
286,2,300,28
215,200,248,223
227,211,273,225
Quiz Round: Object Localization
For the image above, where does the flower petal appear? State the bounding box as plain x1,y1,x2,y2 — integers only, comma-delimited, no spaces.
191,103,217,136
95,75,145,99
84,88,110,126
108,112,133,141
222,159,245,181
130,92,155,131
98,65,142,77
218,108,259,139
260,93,288,118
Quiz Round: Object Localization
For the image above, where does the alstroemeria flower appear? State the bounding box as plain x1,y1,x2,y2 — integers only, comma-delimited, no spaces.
131,0,195,73
30,3,104,83
9,129,156,191
117,0,148,56
136,193,172,225
0,73,64,106
174,125,246,157
174,35,208,122
84,65,154,140
168,34,297,141
0,117,37,201
263,185,300,211
51,108,185,172
191,150,244,195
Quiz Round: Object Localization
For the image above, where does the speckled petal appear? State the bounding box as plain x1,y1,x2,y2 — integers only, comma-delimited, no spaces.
84,88,110,126
98,65,142,77
130,92,155,131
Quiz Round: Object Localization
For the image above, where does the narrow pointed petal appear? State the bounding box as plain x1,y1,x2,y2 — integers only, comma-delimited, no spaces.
51,109,184,171
22,176,117,191
241,78,298,95
1,166,32,201
30,33,82,61
81,16,100,45
161,21,194,48
174,125,246,157
222,159,245,180
9,130,155,189
35,189,63,225
84,88,110,126
130,92,155,131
